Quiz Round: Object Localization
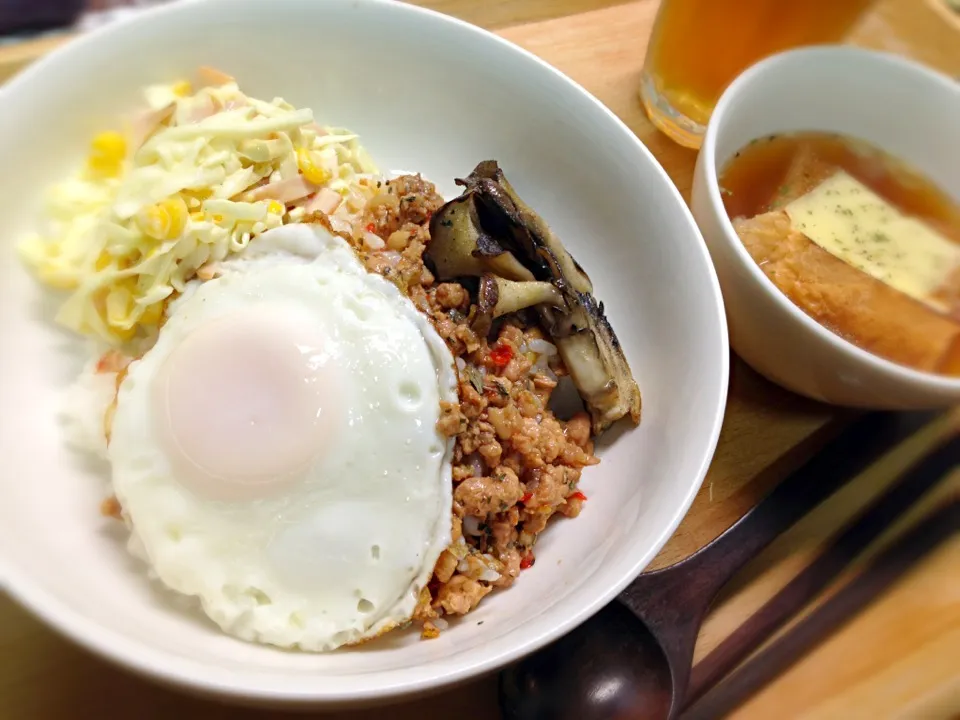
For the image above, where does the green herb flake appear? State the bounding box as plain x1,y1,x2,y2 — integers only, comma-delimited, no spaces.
465,365,485,394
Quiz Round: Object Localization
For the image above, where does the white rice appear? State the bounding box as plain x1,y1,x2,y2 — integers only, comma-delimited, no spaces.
59,356,118,461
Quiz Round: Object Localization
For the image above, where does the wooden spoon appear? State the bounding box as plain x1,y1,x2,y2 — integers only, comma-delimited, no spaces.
498,411,934,720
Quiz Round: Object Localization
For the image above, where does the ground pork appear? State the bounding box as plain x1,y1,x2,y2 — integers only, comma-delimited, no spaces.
355,176,599,636
436,575,492,615
454,467,523,516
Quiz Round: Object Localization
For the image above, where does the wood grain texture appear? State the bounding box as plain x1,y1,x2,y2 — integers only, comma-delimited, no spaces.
0,34,68,84
405,0,633,31
0,0,958,718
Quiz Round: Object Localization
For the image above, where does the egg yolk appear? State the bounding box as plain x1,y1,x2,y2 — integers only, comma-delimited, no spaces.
152,308,337,501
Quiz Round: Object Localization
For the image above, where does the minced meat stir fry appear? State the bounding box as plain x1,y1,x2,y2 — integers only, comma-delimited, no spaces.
335,174,603,637
97,166,638,640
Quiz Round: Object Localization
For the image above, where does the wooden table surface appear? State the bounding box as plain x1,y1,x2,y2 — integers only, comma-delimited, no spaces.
1,1,958,718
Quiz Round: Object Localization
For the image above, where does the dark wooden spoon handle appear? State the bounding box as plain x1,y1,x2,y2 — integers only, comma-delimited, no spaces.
681,496,960,720
669,412,935,592
616,411,935,717
685,428,959,705
619,412,935,616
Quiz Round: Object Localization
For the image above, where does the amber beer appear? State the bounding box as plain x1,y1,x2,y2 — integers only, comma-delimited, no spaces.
640,0,877,148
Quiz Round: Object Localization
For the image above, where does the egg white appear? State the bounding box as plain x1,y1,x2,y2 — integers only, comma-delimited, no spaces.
107,225,456,651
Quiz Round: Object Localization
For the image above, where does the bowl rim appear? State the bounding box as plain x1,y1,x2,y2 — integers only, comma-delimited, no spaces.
0,0,729,704
700,44,960,394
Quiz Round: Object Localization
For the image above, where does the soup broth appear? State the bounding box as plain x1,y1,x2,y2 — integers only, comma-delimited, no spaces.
721,133,960,236
719,132,960,376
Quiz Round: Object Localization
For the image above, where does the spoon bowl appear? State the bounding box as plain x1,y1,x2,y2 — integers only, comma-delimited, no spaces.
500,602,671,720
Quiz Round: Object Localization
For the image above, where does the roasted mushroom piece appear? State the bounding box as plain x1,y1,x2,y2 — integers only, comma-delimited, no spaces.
472,272,565,337
427,161,641,433
458,161,595,295
428,195,534,282
478,273,565,319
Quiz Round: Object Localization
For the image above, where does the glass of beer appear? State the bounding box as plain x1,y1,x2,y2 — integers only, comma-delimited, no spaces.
640,0,877,149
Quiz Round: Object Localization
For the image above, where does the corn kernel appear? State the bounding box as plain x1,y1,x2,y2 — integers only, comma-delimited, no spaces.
139,301,164,326
95,251,113,271
267,200,285,216
112,324,137,342
164,196,188,236
182,188,212,207
296,148,331,185
91,131,126,160
171,80,192,97
137,206,168,240
136,195,188,240
87,131,127,177
104,279,137,340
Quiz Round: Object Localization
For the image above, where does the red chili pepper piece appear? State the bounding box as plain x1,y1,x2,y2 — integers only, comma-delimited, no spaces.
570,491,588,501
520,492,533,504
365,222,376,233
490,342,513,370
520,552,536,570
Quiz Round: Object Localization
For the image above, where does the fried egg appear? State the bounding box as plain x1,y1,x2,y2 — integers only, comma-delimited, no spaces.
107,224,456,651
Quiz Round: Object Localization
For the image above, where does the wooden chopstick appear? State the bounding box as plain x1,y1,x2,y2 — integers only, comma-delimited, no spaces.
685,429,960,707
681,435,959,720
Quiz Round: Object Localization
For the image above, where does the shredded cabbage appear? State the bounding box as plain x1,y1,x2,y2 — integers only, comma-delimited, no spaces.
19,70,380,346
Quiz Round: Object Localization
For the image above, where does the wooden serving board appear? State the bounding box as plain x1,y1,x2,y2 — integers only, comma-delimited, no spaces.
1,1,958,718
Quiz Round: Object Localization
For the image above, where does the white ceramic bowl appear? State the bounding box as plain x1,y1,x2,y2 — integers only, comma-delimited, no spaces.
0,0,728,707
692,46,960,409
